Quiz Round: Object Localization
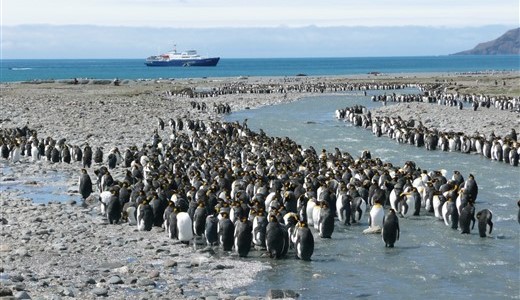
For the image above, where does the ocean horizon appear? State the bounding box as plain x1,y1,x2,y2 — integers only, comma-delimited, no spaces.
1,55,519,83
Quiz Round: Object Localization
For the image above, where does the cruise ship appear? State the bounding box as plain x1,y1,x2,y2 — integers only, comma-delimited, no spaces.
145,46,219,67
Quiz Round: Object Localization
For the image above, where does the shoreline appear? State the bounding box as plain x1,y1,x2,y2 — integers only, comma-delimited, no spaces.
1,73,519,299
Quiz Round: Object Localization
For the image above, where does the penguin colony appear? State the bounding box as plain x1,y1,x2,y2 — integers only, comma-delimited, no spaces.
3,80,517,259
336,105,519,166
3,111,506,262
163,81,414,99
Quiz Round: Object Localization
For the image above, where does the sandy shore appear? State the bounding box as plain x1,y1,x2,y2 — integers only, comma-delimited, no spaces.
1,73,519,299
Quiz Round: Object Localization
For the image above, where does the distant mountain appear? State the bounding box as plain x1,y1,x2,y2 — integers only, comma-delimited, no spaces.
453,28,519,55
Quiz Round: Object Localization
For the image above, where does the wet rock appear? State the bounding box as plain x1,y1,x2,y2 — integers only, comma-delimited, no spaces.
0,288,13,296
10,275,24,282
129,277,138,284
58,287,75,297
212,264,233,270
197,246,216,255
53,244,67,251
13,291,31,299
137,278,155,287
202,293,219,300
15,248,29,257
164,260,177,268
148,270,160,278
92,287,108,297
108,275,123,284
112,266,130,274
11,283,26,291
266,289,299,299
190,256,209,267
97,262,124,270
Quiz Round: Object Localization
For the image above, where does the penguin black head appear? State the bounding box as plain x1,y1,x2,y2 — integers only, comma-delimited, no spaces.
268,213,278,222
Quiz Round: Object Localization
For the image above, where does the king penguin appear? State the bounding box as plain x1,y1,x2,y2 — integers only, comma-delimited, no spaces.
205,213,219,246
234,217,253,257
252,209,267,248
265,213,286,259
351,196,367,224
78,169,93,200
168,207,179,239
177,211,194,244
193,202,208,238
137,200,154,231
476,209,493,237
368,200,385,231
82,144,92,168
295,221,314,261
318,201,334,238
336,189,352,225
218,212,235,251
382,209,400,248
442,197,459,229
518,200,520,225
459,202,476,234
106,189,122,225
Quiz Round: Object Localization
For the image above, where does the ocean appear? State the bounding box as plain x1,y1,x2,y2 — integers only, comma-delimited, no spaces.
2,56,519,299
1,55,519,82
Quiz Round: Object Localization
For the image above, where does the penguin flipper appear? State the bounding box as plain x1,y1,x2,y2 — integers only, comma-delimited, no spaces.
488,219,493,234
356,206,363,221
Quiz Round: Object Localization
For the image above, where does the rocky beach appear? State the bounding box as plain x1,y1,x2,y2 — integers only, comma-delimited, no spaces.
1,73,519,299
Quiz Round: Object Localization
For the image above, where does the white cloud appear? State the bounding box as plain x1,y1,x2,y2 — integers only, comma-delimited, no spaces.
3,0,519,27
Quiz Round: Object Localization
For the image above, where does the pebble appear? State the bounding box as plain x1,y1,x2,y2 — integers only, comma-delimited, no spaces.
108,275,124,284
266,289,299,300
58,287,74,297
137,278,156,287
92,288,108,297
15,248,29,257
52,244,67,251
12,283,26,291
148,270,160,278
10,275,24,282
13,291,31,299
163,260,177,268
0,288,13,296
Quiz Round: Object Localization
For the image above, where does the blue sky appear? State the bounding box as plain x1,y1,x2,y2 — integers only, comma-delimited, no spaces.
2,0,519,58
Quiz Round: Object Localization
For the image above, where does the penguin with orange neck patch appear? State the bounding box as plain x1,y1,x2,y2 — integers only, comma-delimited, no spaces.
382,208,400,248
